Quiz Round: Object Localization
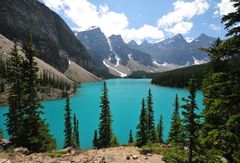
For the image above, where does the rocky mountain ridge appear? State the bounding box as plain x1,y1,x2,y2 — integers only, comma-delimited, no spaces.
0,0,94,72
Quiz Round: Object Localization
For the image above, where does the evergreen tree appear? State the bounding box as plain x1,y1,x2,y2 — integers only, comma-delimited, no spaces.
168,94,182,145
5,43,28,147
21,31,56,152
73,113,80,149
93,129,98,149
110,135,119,147
0,81,4,92
146,89,156,143
157,115,164,143
181,78,201,163
98,81,115,148
64,93,73,148
0,128,3,139
200,2,240,162
128,129,134,144
136,98,148,147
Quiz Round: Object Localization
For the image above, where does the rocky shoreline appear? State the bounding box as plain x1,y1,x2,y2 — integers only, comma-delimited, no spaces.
0,146,165,163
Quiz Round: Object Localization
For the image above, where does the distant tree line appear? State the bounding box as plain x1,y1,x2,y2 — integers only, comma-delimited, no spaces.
40,70,71,91
151,64,208,89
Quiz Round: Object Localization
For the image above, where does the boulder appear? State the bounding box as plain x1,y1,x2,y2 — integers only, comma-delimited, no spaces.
132,155,138,160
14,147,29,154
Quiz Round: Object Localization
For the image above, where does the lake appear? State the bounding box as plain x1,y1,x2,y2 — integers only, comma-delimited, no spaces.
0,78,204,149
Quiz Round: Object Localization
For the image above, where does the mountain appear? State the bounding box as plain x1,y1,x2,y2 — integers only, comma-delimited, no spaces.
76,27,111,69
0,0,94,72
76,28,154,77
108,35,153,67
128,33,216,65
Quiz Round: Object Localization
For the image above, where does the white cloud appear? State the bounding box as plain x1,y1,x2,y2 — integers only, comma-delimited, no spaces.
42,0,164,43
122,25,165,44
209,24,221,33
215,0,236,16
168,21,193,35
158,0,209,35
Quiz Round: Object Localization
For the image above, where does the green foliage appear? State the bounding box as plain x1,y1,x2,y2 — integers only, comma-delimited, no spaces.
98,81,117,148
156,114,164,143
5,34,56,152
0,81,4,92
48,151,63,158
200,6,240,160
146,89,156,143
73,113,80,149
110,135,119,147
92,129,98,148
5,42,25,145
140,143,168,155
181,78,201,163
136,98,148,147
40,69,71,91
64,94,73,148
151,64,208,88
0,57,6,79
0,128,3,138
128,129,134,144
221,0,240,37
168,94,183,146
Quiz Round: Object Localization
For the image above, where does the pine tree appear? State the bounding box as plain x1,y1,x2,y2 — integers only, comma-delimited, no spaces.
0,81,4,92
73,113,80,149
157,115,164,143
200,2,240,161
136,98,148,147
5,43,24,145
146,89,156,143
168,94,182,145
0,128,3,139
128,129,134,144
21,31,56,152
181,78,201,163
98,81,116,148
64,93,73,148
93,129,98,149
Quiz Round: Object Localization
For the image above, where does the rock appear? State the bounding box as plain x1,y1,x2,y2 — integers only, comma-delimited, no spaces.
126,155,130,160
58,147,73,154
147,153,153,156
99,156,106,163
132,155,138,160
14,147,29,154
0,159,11,163
145,157,148,160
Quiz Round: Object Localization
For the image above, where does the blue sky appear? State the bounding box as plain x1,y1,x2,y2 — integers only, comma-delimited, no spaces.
40,0,236,43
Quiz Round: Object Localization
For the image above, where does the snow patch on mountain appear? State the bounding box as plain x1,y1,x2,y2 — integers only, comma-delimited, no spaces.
103,60,127,77
107,38,121,67
193,57,207,65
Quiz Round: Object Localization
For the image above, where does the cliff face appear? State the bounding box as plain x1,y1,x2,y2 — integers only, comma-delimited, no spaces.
0,0,94,72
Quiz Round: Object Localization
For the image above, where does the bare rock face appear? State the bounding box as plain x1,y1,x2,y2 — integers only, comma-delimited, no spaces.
0,0,94,72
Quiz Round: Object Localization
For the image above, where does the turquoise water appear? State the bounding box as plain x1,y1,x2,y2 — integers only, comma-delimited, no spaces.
0,79,203,149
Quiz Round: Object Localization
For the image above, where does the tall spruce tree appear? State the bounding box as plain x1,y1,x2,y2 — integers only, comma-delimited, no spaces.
146,89,156,143
136,98,148,147
98,81,115,148
200,2,240,162
128,129,134,144
5,43,25,146
181,78,201,163
0,128,3,139
64,93,73,148
93,129,98,148
73,114,80,149
157,115,164,143
21,31,56,152
168,94,182,145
